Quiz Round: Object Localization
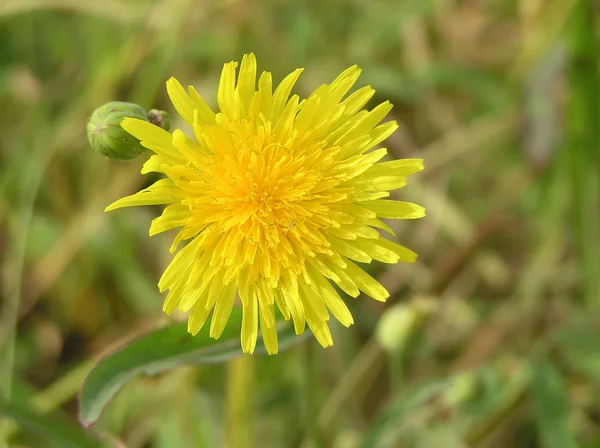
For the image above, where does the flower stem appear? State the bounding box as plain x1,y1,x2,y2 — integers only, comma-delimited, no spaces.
304,339,319,447
226,355,254,448
567,0,600,308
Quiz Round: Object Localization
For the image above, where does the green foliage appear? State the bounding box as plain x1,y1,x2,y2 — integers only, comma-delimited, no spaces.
0,399,105,448
530,361,577,448
79,310,301,427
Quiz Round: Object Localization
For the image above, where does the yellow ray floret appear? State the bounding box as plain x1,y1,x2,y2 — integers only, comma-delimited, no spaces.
106,53,425,354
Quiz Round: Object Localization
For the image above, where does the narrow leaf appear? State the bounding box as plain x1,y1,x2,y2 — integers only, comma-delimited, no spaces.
0,399,105,448
530,361,577,448
78,308,302,427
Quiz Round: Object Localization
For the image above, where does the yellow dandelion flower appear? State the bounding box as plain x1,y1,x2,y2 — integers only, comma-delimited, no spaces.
105,54,425,354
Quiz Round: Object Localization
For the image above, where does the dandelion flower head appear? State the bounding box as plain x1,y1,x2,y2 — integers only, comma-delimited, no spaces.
106,54,425,354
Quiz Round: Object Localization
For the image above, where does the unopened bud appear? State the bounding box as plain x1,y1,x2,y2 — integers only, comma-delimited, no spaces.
87,102,168,161
443,372,478,405
376,298,435,353
147,109,170,131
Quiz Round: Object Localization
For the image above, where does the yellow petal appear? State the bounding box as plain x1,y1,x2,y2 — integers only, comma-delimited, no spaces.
188,86,216,124
344,203,377,220
273,288,291,321
352,175,406,192
365,121,399,149
104,179,177,211
367,158,424,178
341,85,375,116
260,313,279,355
360,200,426,220
257,286,276,328
172,128,211,159
335,101,394,145
241,288,259,354
121,118,184,164
188,293,212,335
274,94,300,140
166,77,195,124
303,298,333,348
294,95,322,134
299,281,329,322
281,283,305,335
141,155,164,174
271,68,303,121
350,238,400,264
158,239,203,292
329,235,372,263
308,271,354,327
250,71,273,119
321,261,360,298
217,61,238,119
237,53,257,110
204,269,226,310
149,204,189,236
372,238,418,263
209,279,237,339
333,223,380,240
340,121,399,158
360,217,396,236
344,259,390,302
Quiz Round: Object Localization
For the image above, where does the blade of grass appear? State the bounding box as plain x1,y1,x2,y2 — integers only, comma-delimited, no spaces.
530,361,577,448
0,399,105,448
0,359,96,441
0,113,54,443
567,0,600,308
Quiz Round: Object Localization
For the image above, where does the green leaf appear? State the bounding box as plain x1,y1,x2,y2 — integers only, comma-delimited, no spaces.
78,308,303,427
530,361,578,448
0,398,105,448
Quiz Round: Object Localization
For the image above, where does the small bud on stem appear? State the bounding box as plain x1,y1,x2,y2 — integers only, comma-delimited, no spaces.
147,109,171,131
87,101,170,161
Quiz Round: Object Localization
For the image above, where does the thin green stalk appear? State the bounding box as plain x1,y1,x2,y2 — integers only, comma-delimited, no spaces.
0,121,52,441
388,351,404,397
0,114,52,400
304,339,320,448
567,0,600,307
0,359,96,442
298,338,326,448
226,355,254,448
317,340,382,432
0,177,33,402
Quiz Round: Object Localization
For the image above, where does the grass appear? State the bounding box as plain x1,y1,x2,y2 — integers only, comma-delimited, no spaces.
0,0,599,446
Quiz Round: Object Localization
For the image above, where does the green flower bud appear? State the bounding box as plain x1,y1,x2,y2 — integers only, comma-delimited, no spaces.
87,101,148,161
376,297,435,353
147,109,170,131
443,372,478,406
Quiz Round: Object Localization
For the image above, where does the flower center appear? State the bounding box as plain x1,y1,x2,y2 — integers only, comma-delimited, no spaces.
194,119,336,256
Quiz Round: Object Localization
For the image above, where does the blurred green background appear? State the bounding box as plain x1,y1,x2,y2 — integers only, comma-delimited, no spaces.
1,0,600,447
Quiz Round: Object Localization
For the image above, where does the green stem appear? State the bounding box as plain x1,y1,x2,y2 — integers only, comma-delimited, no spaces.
567,0,600,307
226,355,254,448
0,359,96,443
304,339,320,448
0,113,52,438
388,350,404,396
